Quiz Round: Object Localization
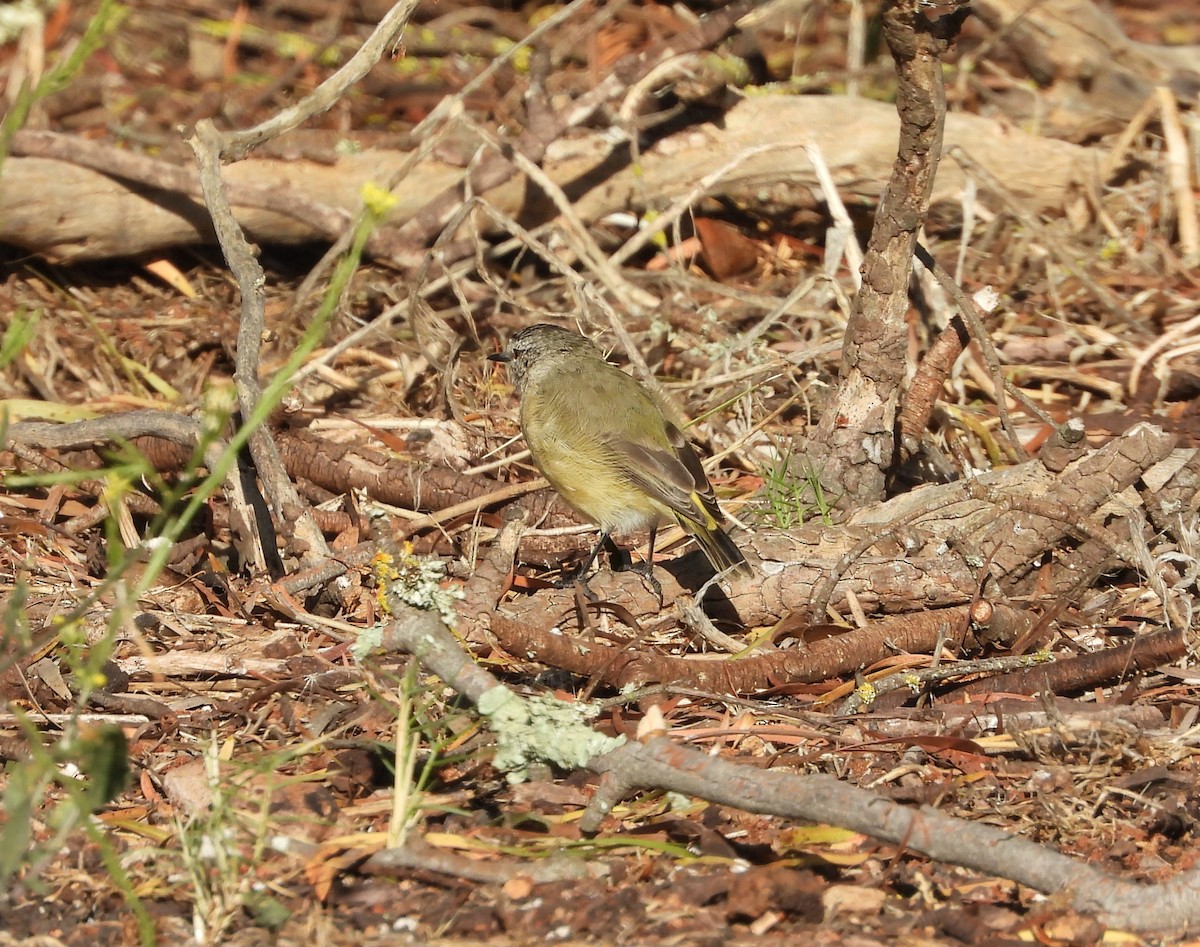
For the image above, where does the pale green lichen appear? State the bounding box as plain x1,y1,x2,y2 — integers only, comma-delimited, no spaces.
373,546,464,630
353,547,464,661
479,687,626,782
349,624,384,663
665,791,693,812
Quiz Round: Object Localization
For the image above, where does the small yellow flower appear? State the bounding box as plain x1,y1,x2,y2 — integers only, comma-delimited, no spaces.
361,181,398,217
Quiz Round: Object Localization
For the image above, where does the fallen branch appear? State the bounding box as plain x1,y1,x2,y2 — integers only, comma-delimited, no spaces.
372,579,1200,934
490,600,1032,694
583,735,1200,933
972,0,1200,139
1,95,1088,264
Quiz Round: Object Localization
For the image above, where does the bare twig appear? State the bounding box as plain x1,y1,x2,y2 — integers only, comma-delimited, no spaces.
396,479,549,539
948,145,1133,323
1128,310,1200,400
608,144,784,270
4,411,265,551
1147,85,1195,260
218,0,423,160
583,735,1200,932
910,241,1054,455
188,120,326,573
803,140,863,290
394,0,757,253
6,411,211,459
182,0,428,570
364,836,597,883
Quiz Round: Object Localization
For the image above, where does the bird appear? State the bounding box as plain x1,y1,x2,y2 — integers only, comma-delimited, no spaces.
489,323,750,586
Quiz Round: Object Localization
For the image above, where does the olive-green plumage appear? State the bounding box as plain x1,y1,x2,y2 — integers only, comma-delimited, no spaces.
490,324,749,578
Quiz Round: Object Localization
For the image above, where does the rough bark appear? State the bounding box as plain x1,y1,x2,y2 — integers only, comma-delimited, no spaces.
803,1,965,508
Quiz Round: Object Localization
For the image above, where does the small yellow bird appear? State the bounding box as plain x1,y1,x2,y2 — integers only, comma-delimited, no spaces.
490,324,749,583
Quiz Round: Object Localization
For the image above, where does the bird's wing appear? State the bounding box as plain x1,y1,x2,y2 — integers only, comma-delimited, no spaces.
614,422,724,527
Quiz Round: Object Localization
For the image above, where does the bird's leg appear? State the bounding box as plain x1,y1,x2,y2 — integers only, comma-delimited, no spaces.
602,534,632,572
553,530,662,607
634,527,664,607
602,529,664,606
552,530,610,590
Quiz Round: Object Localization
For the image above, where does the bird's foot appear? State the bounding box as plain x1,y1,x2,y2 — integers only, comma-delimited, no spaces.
605,548,663,608
552,567,599,602
633,562,664,609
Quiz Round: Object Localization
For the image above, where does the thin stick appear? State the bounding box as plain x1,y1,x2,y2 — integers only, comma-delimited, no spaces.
608,144,784,269
1129,309,1200,399
804,140,863,290
219,0,423,159
459,116,655,313
397,479,549,539
1156,85,1199,262
913,241,1053,442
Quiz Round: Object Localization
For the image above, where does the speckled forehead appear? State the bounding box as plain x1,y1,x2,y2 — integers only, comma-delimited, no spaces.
512,325,581,355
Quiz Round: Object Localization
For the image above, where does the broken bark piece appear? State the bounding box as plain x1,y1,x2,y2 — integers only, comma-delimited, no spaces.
1037,417,1089,472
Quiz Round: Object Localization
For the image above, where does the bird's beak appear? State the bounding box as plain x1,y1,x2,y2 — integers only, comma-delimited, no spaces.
488,351,511,363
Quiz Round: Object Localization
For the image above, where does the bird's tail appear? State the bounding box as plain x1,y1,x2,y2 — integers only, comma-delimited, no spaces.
683,515,751,578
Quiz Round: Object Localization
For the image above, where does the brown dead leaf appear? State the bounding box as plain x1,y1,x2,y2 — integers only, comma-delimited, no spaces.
726,865,824,921
694,217,762,280
501,876,534,899
160,758,213,816
1037,911,1108,945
